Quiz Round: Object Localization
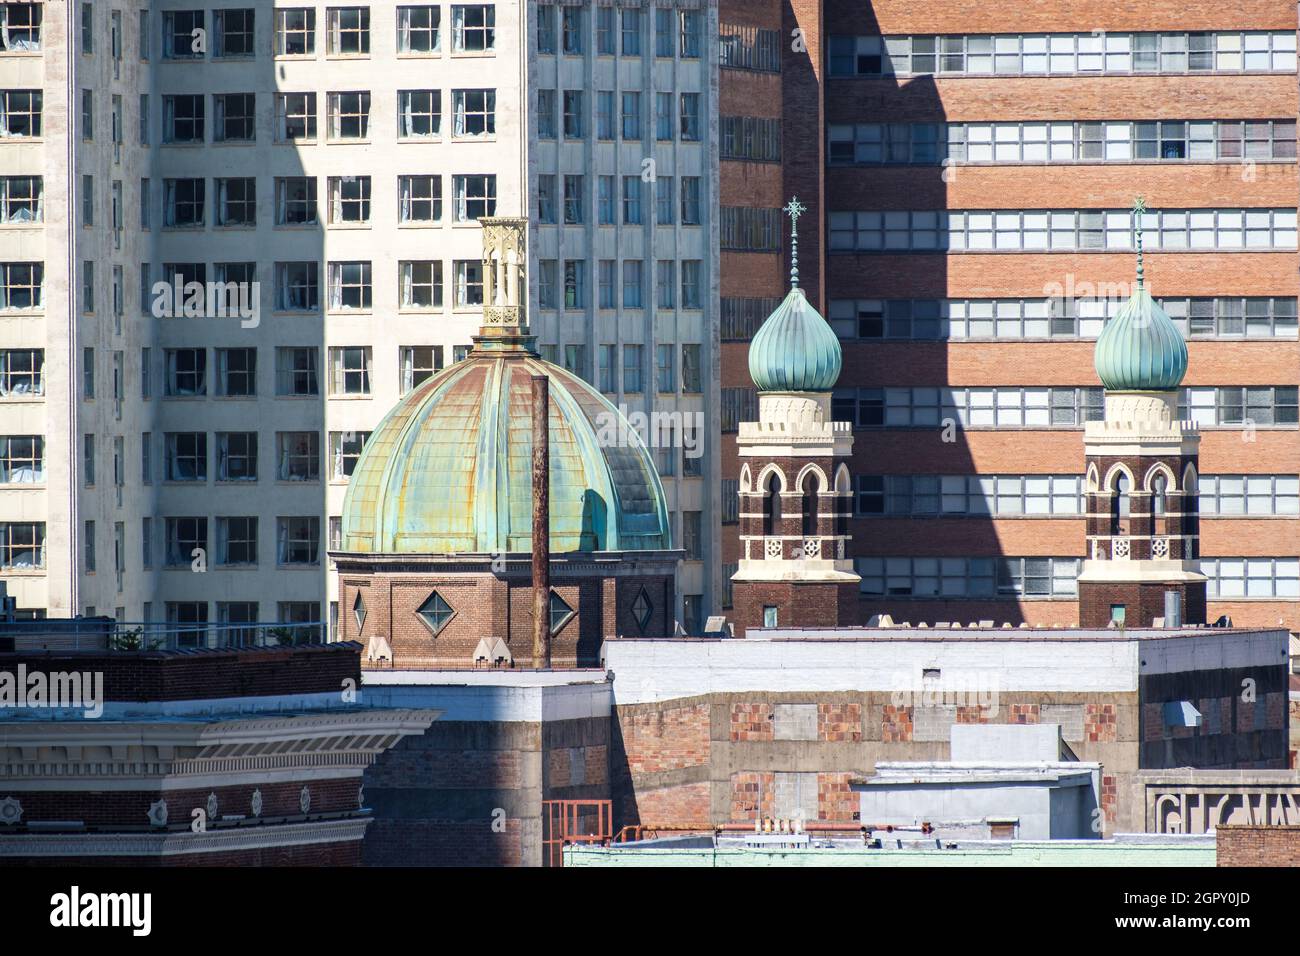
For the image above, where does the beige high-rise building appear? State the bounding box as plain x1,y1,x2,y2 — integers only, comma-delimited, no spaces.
0,1,720,635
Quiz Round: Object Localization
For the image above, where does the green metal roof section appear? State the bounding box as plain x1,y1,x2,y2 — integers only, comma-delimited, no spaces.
1093,196,1189,392
339,351,672,556
748,196,843,393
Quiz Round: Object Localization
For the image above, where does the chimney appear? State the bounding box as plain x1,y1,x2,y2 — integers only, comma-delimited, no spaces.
531,375,551,667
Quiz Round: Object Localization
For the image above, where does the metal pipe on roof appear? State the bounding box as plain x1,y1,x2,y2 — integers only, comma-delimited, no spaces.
531,375,551,668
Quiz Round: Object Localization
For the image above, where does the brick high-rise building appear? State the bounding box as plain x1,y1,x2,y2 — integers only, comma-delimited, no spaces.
718,0,1300,629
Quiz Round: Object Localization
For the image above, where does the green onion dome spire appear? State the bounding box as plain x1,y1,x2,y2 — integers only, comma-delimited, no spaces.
1093,196,1189,392
748,197,843,393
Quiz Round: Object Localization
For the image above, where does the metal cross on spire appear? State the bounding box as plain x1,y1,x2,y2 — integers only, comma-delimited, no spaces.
1132,195,1147,288
784,197,807,289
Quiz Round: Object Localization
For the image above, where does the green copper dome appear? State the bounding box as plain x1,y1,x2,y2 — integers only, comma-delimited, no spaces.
1094,197,1189,392
749,197,843,392
748,286,843,392
339,352,671,554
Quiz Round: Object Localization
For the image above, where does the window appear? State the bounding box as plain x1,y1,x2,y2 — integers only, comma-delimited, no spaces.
329,346,372,394
452,5,495,52
276,431,319,481
561,260,585,310
655,178,674,224
216,348,256,397
654,8,674,57
400,261,443,309
398,5,440,53
598,345,616,393
683,511,702,560
164,349,206,397
622,176,642,224
452,88,495,137
562,6,583,54
549,591,574,633
0,4,41,52
563,175,584,224
621,9,641,55
622,260,643,308
0,261,40,310
454,261,484,306
214,9,254,57
563,345,586,379
330,430,371,478
276,178,318,225
216,178,256,226
0,521,43,568
854,556,1080,598
276,262,319,311
537,89,556,139
1178,386,1299,426
329,175,371,224
398,90,440,138
214,93,255,142
0,349,43,396
277,93,317,140
276,8,316,55
399,175,441,222
656,345,675,393
1202,557,1300,598
595,6,614,55
563,90,584,139
721,207,781,251
81,264,94,314
81,175,93,225
1199,475,1300,515
328,91,371,140
164,178,205,227
216,432,257,481
275,517,319,566
83,435,95,485
166,601,209,646
596,92,615,141
453,174,496,221
328,7,370,54
328,261,372,309
537,5,556,54
276,347,319,396
622,344,643,393
418,591,455,633
537,175,556,224
401,343,444,391
80,2,93,53
163,10,205,60
0,435,42,484
680,261,703,310
537,260,557,309
656,261,675,309
621,91,641,139
0,177,40,224
164,433,207,481
679,11,702,58
597,176,615,224
681,345,702,393
0,90,40,137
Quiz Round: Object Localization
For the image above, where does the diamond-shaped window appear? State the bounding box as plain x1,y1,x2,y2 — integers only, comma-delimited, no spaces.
353,592,366,631
548,591,574,634
417,591,455,635
632,587,652,631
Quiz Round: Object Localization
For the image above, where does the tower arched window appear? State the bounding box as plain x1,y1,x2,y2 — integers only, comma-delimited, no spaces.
1152,474,1168,534
801,476,818,537
762,473,781,537
1111,474,1131,536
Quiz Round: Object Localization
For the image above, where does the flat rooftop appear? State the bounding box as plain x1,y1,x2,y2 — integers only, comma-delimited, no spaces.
609,624,1286,643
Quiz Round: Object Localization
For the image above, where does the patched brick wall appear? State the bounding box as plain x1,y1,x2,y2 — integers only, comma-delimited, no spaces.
730,702,775,741
817,772,858,821
730,771,775,821
621,702,710,773
882,704,913,742
818,702,862,741
1086,704,1119,743
1217,825,1300,867
632,782,712,829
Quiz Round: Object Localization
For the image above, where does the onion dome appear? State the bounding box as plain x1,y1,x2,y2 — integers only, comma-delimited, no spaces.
747,197,843,393
1093,197,1189,391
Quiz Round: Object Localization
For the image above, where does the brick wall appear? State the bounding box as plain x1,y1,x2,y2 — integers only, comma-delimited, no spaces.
1216,825,1300,866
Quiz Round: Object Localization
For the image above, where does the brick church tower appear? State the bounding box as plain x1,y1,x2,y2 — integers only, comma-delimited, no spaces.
1077,199,1207,628
731,199,860,636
